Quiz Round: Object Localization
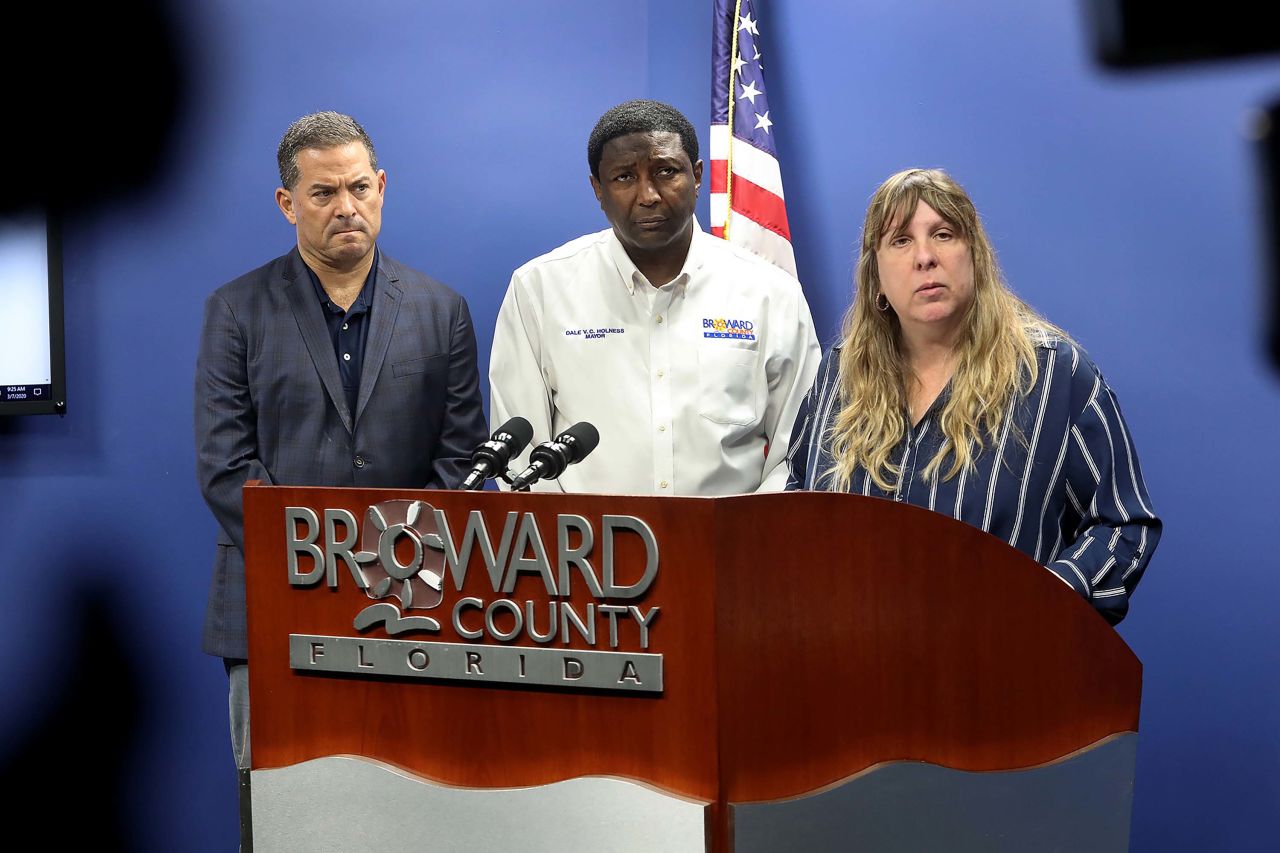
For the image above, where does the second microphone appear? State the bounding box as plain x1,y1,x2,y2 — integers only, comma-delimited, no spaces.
508,422,600,491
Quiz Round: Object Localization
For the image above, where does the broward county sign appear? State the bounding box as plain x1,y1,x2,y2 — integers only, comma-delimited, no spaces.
283,499,663,693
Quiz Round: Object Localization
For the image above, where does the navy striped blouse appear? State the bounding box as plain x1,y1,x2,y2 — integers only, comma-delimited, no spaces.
785,338,1160,624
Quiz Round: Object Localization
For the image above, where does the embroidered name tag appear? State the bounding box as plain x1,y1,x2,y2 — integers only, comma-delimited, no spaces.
565,327,626,340
702,317,756,340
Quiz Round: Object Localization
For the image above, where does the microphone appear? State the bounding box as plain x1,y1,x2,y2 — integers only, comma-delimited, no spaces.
460,417,534,491
508,422,600,491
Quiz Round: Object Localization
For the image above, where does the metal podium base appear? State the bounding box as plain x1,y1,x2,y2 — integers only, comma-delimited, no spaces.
251,757,708,852
733,734,1138,853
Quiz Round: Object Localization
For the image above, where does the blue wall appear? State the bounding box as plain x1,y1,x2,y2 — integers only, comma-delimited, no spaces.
0,2,1275,850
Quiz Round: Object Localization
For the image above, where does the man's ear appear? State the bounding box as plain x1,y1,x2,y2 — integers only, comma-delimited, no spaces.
275,187,297,225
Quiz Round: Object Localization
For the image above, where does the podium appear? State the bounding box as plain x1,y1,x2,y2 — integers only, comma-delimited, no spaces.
243,485,1141,852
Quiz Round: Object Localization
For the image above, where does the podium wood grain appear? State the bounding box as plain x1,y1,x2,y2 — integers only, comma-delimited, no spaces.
244,486,1140,852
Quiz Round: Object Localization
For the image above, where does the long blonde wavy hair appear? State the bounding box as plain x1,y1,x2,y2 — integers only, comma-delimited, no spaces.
824,168,1063,492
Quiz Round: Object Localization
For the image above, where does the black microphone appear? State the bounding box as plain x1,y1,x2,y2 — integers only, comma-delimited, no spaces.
508,422,600,491
460,417,534,491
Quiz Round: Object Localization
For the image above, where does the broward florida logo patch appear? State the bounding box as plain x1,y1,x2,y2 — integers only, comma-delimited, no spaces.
702,317,756,340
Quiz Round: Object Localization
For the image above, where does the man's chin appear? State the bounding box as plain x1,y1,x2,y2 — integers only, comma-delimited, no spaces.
621,229,683,254
305,239,374,271
329,239,373,259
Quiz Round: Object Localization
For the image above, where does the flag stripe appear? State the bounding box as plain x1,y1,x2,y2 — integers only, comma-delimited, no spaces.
710,216,797,269
706,125,783,197
709,173,791,238
709,126,787,197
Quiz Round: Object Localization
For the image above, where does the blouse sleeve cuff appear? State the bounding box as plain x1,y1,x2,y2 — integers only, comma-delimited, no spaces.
1045,559,1091,600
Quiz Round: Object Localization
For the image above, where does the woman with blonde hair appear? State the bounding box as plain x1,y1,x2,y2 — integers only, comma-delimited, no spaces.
786,169,1160,624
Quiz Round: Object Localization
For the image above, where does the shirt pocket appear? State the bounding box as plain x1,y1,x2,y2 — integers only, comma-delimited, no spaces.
697,345,762,426
392,354,448,378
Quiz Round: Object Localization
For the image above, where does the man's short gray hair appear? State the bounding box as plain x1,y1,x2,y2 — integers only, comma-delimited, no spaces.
277,111,378,190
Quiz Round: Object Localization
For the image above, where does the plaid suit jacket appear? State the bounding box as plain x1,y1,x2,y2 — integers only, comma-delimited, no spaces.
195,248,487,659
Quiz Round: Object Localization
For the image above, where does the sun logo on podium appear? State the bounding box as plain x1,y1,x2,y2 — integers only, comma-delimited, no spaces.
349,499,447,636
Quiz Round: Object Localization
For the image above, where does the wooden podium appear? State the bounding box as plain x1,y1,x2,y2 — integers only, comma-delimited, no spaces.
244,485,1141,853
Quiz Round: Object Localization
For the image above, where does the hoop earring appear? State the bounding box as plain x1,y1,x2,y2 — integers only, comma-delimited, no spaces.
876,292,890,312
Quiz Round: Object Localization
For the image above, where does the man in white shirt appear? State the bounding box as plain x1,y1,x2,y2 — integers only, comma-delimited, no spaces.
490,99,819,495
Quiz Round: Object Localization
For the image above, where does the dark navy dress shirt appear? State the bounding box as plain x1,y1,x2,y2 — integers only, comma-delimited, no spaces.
785,337,1160,624
307,248,379,418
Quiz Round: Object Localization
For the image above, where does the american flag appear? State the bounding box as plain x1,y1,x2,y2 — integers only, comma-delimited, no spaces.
710,0,796,275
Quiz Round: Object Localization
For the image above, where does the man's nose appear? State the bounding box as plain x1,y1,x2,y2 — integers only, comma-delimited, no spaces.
334,188,358,217
636,175,661,206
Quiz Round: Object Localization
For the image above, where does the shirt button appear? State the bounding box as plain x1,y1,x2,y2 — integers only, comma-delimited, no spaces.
658,425,666,432
354,456,366,468
659,480,669,489
656,315,664,324
342,323,349,330
657,370,665,378
343,353,351,361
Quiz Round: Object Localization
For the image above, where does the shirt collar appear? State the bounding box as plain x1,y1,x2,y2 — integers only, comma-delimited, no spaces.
307,247,380,313
909,380,953,431
606,218,705,296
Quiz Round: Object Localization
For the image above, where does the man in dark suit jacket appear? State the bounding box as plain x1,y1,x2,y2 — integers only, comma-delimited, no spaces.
195,112,486,796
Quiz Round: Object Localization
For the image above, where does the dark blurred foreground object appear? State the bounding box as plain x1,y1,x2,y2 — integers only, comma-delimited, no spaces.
1258,103,1280,370
7,1,185,214
1083,0,1280,68
1082,1,1280,371
0,587,144,850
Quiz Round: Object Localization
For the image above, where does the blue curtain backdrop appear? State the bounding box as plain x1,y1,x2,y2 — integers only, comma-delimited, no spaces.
0,2,1275,850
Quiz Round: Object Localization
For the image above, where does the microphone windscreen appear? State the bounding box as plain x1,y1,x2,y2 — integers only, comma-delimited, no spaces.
558,421,600,462
495,416,534,454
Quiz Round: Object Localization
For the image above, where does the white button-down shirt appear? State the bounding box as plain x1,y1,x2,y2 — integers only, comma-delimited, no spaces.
490,224,820,495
